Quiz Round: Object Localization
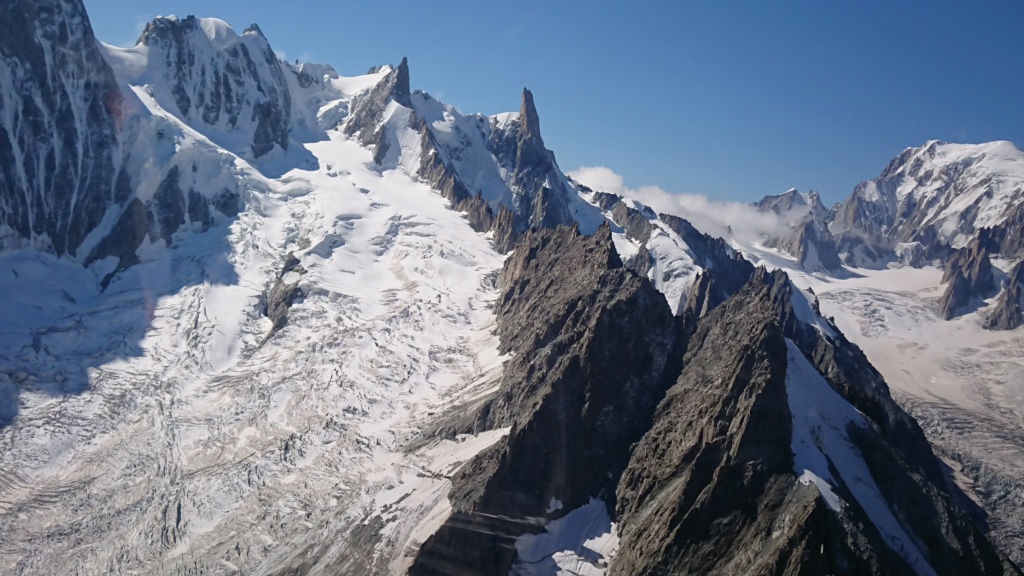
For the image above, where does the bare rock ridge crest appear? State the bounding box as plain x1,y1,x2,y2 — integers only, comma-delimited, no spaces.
409,225,1019,575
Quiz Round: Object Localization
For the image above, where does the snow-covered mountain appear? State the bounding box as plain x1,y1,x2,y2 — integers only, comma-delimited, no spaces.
832,140,1024,252
736,142,1024,329
753,188,842,274
108,15,295,161
0,1,1022,574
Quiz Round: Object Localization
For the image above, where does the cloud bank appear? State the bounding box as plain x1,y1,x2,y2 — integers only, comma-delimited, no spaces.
568,166,798,243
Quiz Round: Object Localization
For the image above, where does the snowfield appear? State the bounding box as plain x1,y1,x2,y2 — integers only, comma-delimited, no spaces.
0,108,509,574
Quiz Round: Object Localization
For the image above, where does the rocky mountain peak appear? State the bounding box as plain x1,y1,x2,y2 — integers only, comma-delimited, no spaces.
754,187,807,215
754,188,842,273
412,224,682,574
342,57,415,162
393,56,412,108
519,87,543,147
984,260,1024,330
242,22,266,38
807,190,829,218
615,260,1016,576
133,14,292,159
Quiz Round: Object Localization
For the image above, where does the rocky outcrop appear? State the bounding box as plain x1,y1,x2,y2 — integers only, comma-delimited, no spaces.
775,215,843,273
0,0,132,257
344,57,410,164
755,190,843,273
982,202,1024,260
261,252,305,339
409,223,1018,574
486,89,575,235
610,201,656,245
835,232,893,268
755,187,817,217
659,212,755,302
347,66,578,252
939,236,997,319
682,270,723,318
84,164,234,277
410,224,685,575
138,16,292,159
984,260,1024,330
613,268,1017,576
613,273,885,576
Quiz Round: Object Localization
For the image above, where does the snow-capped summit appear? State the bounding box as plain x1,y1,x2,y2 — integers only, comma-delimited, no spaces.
115,14,294,160
831,140,1024,252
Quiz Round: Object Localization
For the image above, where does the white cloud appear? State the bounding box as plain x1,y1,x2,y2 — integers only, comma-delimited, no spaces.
568,165,799,243
567,166,627,196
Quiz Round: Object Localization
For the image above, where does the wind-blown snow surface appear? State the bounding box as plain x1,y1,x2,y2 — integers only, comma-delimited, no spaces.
0,120,507,573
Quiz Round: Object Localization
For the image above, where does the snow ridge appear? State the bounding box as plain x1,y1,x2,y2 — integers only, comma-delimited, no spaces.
786,339,936,576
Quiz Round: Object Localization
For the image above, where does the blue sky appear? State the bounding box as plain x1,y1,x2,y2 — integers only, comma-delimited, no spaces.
84,1,1024,205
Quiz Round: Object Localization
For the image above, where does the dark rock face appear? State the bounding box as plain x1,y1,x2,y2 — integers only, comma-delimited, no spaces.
830,179,898,242
939,236,997,319
151,166,187,243
410,224,684,575
613,276,893,576
610,201,656,245
755,190,843,273
985,260,1024,330
86,198,149,287
836,232,893,268
590,190,623,211
139,16,292,159
0,0,132,257
787,215,843,273
262,252,305,339
486,89,575,236
612,268,1017,576
682,270,723,318
84,164,231,272
490,206,518,254
410,225,1018,574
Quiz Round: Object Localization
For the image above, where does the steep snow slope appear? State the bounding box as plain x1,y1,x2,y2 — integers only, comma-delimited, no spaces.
786,339,936,576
